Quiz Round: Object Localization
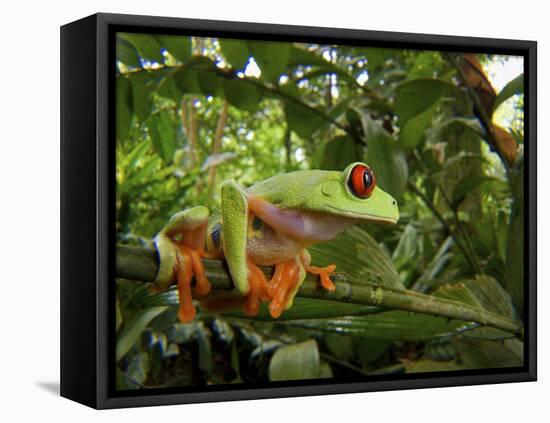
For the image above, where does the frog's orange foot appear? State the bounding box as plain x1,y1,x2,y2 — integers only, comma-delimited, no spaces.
174,244,212,322
267,258,301,318
305,264,337,291
242,260,270,316
197,259,270,317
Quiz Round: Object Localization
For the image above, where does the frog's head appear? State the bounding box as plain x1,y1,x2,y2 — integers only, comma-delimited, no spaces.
301,162,399,224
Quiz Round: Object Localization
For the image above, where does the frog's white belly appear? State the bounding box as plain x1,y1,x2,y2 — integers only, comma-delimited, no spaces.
244,211,358,266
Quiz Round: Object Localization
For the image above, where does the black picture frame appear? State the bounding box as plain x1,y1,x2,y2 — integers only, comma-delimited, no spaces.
60,12,537,409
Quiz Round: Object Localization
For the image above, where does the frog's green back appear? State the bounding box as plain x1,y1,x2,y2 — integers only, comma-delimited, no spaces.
246,169,340,208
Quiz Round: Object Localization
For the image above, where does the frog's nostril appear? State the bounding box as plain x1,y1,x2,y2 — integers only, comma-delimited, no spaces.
392,199,397,206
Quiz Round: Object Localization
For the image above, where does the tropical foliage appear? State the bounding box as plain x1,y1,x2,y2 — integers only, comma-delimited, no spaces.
115,32,524,389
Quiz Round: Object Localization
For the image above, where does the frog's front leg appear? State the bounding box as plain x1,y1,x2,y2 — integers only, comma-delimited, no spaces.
299,250,337,292
220,180,270,316
153,206,211,322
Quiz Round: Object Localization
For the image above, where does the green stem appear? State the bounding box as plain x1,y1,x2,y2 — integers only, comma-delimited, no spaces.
407,180,478,273
116,245,522,337
437,184,483,275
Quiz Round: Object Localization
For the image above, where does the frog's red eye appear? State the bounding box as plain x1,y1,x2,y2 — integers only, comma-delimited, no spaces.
348,164,376,198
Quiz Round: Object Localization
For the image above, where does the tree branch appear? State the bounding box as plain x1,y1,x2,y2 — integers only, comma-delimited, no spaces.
445,53,511,172
116,244,522,337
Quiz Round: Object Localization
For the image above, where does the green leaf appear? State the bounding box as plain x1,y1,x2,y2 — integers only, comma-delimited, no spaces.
284,311,477,341
432,275,520,340
198,69,224,97
494,73,523,112
394,78,451,125
324,333,355,361
404,359,466,373
178,56,225,98
116,76,132,141
287,46,329,68
431,117,485,138
320,136,360,170
269,339,323,381
174,68,202,95
451,175,497,208
116,306,167,362
454,338,523,369
118,33,164,63
147,110,177,163
392,223,419,271
505,160,524,315
398,101,437,151
157,74,182,102
360,113,408,198
361,48,396,71
195,321,213,376
116,37,141,68
286,46,354,84
309,227,405,291
284,100,327,139
115,300,123,332
249,41,290,82
225,297,380,321
222,78,262,111
219,39,250,70
128,72,154,121
124,352,150,387
155,35,191,63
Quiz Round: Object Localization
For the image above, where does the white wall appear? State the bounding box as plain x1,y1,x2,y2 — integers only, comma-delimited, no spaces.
1,1,546,421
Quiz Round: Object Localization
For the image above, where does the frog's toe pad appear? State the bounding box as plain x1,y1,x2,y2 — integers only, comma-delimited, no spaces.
306,264,337,291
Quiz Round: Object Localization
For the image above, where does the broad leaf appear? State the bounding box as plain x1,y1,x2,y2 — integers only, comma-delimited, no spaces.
116,37,141,69
360,113,408,198
116,76,132,141
493,73,523,113
147,110,177,163
269,339,325,381
284,100,327,139
118,33,164,63
226,297,380,321
129,72,154,121
248,41,290,83
219,39,250,70
116,306,168,362
223,78,262,111
309,227,405,290
155,35,192,63
394,78,451,125
174,68,202,95
451,175,498,208
284,311,478,341
505,159,524,315
453,338,523,369
320,136,360,171
398,102,437,151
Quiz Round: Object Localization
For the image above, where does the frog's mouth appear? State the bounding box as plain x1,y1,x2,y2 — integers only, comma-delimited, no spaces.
324,206,398,225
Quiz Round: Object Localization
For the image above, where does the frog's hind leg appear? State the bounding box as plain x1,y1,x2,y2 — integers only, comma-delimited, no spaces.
267,257,306,318
153,206,211,322
200,259,270,316
186,180,272,319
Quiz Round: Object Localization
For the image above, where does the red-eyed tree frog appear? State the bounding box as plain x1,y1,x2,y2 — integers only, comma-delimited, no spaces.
153,162,399,322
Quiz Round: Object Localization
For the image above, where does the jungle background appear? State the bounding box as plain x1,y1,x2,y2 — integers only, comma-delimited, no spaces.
115,32,525,389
